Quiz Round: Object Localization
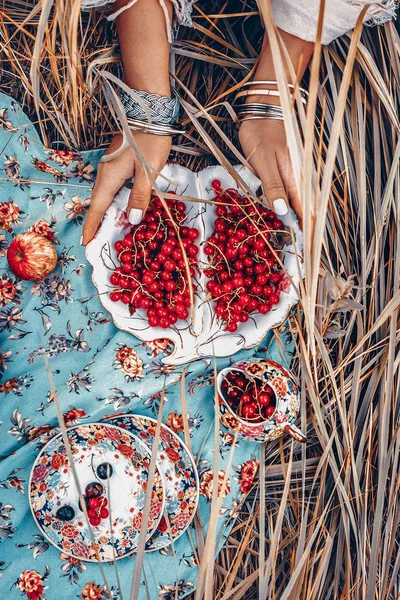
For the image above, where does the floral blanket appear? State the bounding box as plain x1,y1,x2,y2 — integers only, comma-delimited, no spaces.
0,92,294,600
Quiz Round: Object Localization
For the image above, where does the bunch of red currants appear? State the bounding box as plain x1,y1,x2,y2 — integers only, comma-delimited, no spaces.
221,370,276,423
109,195,200,329
204,180,285,332
84,482,109,527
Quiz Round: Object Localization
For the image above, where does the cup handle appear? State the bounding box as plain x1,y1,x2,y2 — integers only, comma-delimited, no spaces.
282,423,307,443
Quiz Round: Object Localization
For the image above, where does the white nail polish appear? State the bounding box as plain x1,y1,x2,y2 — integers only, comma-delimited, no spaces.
273,198,288,216
128,208,143,226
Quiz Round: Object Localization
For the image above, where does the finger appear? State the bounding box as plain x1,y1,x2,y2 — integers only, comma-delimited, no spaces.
81,183,117,246
276,152,303,222
260,164,289,216
127,166,152,225
285,177,302,223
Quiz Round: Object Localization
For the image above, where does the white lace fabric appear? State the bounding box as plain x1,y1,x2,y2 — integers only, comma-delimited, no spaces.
269,0,398,44
81,0,397,44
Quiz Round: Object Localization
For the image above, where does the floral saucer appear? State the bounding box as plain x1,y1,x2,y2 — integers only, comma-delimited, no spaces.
103,414,199,551
29,423,165,562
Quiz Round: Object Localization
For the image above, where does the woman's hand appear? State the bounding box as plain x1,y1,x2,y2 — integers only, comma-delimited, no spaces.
239,119,302,220
238,28,314,223
81,132,171,245
81,0,173,245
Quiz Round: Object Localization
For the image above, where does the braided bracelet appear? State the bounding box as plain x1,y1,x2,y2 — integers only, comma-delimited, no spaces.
119,88,180,126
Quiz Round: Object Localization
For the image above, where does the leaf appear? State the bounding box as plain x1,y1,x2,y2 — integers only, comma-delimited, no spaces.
335,299,364,312
9,468,24,476
41,313,52,333
33,542,49,559
324,325,347,339
8,331,32,340
114,397,130,410
110,388,124,395
46,304,61,313
76,296,95,304
10,408,21,426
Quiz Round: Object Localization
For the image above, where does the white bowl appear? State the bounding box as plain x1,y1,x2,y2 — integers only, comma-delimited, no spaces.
85,164,303,365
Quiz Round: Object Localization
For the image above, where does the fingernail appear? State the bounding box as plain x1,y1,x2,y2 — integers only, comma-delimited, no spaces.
273,198,288,216
128,208,143,226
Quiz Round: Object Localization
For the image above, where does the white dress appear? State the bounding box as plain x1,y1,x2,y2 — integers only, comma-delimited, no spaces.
81,0,397,44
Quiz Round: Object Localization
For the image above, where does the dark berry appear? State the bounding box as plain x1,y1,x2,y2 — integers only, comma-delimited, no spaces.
96,462,113,480
56,505,75,521
85,482,104,498
78,495,89,512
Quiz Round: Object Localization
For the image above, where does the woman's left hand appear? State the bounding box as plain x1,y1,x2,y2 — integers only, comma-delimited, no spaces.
238,118,302,220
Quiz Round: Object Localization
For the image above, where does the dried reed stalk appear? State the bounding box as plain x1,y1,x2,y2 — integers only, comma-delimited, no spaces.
1,1,399,598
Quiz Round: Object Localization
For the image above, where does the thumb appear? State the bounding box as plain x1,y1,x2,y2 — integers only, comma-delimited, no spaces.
127,167,153,225
81,187,116,246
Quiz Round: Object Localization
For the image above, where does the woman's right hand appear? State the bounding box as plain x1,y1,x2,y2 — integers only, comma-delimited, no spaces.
81,131,171,246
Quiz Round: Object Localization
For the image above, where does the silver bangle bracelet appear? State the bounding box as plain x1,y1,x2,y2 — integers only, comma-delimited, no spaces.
234,103,285,123
126,117,186,137
239,80,309,97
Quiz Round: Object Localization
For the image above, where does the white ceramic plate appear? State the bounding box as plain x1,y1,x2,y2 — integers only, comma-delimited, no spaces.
85,164,303,365
103,414,199,551
29,423,165,562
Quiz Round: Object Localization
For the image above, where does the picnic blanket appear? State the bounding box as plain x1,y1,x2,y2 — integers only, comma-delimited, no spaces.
0,92,295,600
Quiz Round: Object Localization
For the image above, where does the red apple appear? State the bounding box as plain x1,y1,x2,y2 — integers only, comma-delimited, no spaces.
7,232,58,281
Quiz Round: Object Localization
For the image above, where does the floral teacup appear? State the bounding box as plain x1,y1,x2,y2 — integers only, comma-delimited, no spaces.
217,359,306,444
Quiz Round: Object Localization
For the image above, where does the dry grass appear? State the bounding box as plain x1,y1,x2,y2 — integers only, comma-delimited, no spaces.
1,1,399,599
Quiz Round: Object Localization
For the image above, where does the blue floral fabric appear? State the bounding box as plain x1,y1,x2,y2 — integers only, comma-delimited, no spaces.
0,92,294,600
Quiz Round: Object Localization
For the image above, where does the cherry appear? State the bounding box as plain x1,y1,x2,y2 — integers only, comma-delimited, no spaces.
85,482,104,498
100,508,109,519
211,179,222,191
241,393,252,404
264,405,276,419
241,402,258,418
108,194,200,330
258,392,271,406
88,498,101,509
87,508,97,519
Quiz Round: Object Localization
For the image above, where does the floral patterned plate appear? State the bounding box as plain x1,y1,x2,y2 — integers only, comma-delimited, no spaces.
29,423,165,562
103,414,199,551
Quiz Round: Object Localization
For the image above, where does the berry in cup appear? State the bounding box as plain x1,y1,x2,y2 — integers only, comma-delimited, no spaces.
221,370,276,423
109,195,200,329
204,183,289,332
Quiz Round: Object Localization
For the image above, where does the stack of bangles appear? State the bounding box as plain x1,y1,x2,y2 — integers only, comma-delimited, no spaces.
119,87,185,136
233,80,308,123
